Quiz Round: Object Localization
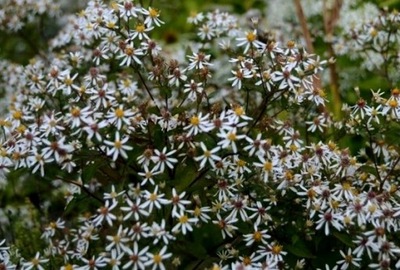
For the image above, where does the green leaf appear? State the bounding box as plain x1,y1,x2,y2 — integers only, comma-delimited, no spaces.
332,231,355,248
357,165,378,177
285,241,316,259
379,0,400,8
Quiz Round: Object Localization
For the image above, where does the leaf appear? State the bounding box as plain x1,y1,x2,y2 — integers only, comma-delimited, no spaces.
332,231,355,248
379,0,400,8
357,165,378,177
285,241,316,259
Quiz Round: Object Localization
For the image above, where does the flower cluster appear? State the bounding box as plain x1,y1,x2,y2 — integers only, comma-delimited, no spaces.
0,0,60,33
1,0,400,270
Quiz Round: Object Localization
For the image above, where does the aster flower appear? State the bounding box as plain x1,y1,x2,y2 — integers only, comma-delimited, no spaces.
121,197,149,221
227,68,252,90
79,255,107,270
170,188,191,217
93,200,118,227
22,252,49,270
117,42,144,66
141,185,170,213
103,131,133,161
118,1,141,19
106,105,136,130
172,212,198,235
336,248,361,270
187,52,212,70
123,241,149,269
130,23,153,40
141,7,164,27
183,80,204,101
315,210,344,235
105,225,130,254
144,246,172,270
217,128,246,153
104,249,124,270
213,214,238,239
151,147,178,173
253,156,281,183
184,112,213,136
197,23,215,40
194,142,221,170
236,29,265,53
271,64,301,91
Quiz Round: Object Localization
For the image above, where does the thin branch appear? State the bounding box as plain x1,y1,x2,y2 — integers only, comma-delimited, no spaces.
323,0,343,118
293,0,314,54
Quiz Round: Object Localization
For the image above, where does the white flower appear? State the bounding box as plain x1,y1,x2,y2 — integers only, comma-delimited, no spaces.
236,29,265,53
315,210,344,235
141,7,164,27
22,252,49,270
104,132,133,161
194,142,221,170
172,213,198,235
151,147,178,172
117,42,144,66
144,246,172,270
184,112,213,136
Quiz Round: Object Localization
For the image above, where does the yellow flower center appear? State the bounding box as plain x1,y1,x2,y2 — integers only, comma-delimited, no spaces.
12,110,23,120
113,235,121,243
287,40,296,48
179,215,189,224
115,108,125,118
263,161,272,171
328,141,337,151
331,200,340,209
0,148,7,157
71,107,81,117
114,140,122,149
125,47,134,56
107,21,116,29
234,106,244,116
391,87,400,96
253,231,262,242
64,78,73,86
123,79,132,87
153,253,162,264
285,171,293,181
136,24,145,33
246,31,256,42
262,71,271,80
16,125,26,134
149,193,157,201
342,181,351,190
193,207,201,217
389,99,398,108
236,159,246,167
149,8,159,18
307,188,316,198
212,265,222,270
343,215,352,225
290,144,298,152
64,264,74,270
227,132,236,141
368,204,377,213
190,116,200,126
271,244,283,255
31,258,40,266
242,256,252,266
369,27,378,37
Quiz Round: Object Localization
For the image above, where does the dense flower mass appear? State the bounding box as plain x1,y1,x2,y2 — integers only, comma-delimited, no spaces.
1,0,400,269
